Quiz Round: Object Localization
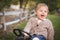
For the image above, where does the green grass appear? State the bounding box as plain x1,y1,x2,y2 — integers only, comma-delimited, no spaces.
18,15,60,40
17,20,28,30
0,14,60,40
0,32,15,40
47,15,60,40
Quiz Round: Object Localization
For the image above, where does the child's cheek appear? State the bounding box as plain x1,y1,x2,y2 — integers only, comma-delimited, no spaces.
45,13,48,17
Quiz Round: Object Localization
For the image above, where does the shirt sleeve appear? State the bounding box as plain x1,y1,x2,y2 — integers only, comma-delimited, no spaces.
47,20,54,40
24,18,32,33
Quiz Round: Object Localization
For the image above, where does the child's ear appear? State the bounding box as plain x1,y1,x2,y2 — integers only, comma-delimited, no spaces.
34,10,36,15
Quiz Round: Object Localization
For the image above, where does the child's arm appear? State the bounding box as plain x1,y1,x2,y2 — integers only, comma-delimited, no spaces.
47,20,54,40
24,18,33,33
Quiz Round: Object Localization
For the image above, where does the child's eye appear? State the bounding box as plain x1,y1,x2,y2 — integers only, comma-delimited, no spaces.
44,11,47,12
44,11,48,13
39,10,43,12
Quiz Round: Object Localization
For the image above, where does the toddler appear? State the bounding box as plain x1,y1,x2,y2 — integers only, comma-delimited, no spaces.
24,3,54,40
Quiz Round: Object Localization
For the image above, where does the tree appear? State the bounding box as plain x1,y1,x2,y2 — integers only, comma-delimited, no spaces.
32,0,58,11
0,0,11,11
0,0,20,12
20,0,23,8
46,0,57,11
57,0,60,8
22,0,30,10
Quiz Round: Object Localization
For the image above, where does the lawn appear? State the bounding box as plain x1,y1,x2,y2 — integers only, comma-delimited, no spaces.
47,15,60,40
0,14,60,40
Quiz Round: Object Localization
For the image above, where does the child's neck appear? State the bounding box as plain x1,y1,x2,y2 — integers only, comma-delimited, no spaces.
37,18,46,21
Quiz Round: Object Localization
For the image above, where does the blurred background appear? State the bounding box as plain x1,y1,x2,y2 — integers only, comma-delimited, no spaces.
0,0,60,40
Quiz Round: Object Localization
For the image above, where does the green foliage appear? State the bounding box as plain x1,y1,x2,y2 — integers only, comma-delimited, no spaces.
0,0,20,11
0,0,60,12
11,0,20,5
57,0,60,8
0,0,11,11
46,0,57,11
32,0,57,11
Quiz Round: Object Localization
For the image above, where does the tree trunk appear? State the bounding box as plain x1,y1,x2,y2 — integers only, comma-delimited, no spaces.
20,0,23,8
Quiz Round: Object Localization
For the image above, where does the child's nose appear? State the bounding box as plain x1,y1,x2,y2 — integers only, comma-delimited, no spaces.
42,11,45,14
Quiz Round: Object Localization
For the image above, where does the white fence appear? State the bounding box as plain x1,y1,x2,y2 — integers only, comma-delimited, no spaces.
0,10,35,31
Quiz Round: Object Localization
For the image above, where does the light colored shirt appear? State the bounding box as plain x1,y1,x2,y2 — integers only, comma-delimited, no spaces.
36,18,46,24
24,17,54,40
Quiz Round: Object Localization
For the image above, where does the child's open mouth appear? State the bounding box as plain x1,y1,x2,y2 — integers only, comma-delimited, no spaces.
41,15,44,17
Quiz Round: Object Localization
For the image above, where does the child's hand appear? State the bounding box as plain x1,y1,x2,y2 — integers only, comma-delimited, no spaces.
23,33,29,36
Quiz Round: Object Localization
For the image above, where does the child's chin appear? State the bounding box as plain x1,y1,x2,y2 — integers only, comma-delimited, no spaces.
39,18,45,20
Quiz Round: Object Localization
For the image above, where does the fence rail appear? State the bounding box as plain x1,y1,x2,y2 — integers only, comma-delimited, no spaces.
0,10,35,31
0,11,21,15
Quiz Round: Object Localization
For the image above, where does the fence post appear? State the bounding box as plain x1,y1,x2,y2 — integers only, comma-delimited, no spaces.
25,9,29,20
3,10,6,31
19,8,23,23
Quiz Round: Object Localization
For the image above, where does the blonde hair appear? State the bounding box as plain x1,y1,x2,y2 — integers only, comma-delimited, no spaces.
35,3,49,11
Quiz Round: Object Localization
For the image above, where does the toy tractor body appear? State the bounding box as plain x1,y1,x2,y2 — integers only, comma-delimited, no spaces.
13,29,46,40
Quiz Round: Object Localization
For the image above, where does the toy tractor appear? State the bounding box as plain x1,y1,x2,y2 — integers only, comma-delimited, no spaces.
13,29,46,40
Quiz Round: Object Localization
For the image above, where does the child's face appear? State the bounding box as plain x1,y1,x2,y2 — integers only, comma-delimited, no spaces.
36,6,48,20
